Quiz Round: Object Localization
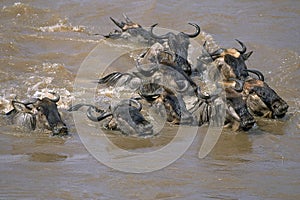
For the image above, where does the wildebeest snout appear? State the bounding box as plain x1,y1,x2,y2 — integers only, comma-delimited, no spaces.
272,100,289,118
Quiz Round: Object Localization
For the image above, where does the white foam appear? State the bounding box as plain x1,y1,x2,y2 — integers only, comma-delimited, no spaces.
38,20,85,33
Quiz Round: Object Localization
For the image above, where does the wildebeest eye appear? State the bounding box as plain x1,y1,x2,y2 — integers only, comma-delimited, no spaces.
36,106,42,111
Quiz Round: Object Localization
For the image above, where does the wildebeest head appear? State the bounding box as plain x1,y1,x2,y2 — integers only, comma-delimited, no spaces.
150,23,201,76
209,40,253,80
5,93,68,135
139,83,197,125
242,76,289,118
6,100,36,130
104,14,157,44
86,99,154,137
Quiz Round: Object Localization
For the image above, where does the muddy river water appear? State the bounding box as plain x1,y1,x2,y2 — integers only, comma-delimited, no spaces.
0,1,299,199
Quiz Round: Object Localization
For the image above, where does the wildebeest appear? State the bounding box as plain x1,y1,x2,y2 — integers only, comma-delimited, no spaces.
104,14,159,45
69,99,154,137
138,82,197,125
150,23,200,76
199,39,253,81
200,41,289,119
5,93,68,135
229,71,289,118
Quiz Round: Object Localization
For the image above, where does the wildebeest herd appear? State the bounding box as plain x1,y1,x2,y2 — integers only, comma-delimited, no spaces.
2,15,289,137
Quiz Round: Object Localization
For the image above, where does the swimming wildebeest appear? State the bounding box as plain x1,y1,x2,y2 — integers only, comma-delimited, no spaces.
5,93,68,135
200,41,289,119
200,39,253,81
103,14,159,45
69,99,154,137
138,82,197,125
150,23,200,76
228,71,289,118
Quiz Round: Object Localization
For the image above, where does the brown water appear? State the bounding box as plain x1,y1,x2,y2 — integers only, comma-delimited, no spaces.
0,1,299,199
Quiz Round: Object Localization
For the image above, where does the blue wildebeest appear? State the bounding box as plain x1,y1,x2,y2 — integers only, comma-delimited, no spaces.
5,93,68,135
150,23,200,76
199,40,289,119
98,70,255,131
200,39,253,81
228,70,289,118
138,82,197,125
103,14,160,45
69,99,154,137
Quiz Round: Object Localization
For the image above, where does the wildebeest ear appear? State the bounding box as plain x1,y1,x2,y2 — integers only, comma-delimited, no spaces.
242,51,253,60
12,101,28,112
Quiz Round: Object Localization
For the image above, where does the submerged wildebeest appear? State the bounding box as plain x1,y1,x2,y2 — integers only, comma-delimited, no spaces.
5,93,68,135
227,71,289,118
98,40,255,130
138,82,197,125
103,14,160,45
105,15,200,76
150,23,200,76
199,39,253,81
199,40,289,119
69,99,154,137
99,70,255,131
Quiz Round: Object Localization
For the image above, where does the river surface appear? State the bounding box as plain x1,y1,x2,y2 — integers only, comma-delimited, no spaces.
0,1,299,199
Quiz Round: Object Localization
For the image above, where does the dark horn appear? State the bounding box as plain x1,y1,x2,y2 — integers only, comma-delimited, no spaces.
123,13,132,23
150,24,169,39
68,103,102,112
49,92,60,103
228,78,244,92
182,23,200,38
244,69,265,81
129,98,142,111
14,96,38,105
135,63,158,77
110,17,124,29
209,48,224,60
87,106,112,122
98,72,123,86
235,39,246,54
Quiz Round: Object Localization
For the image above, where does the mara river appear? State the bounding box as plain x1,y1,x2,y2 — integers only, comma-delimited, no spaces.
0,1,299,199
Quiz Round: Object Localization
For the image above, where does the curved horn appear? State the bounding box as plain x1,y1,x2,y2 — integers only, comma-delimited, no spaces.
98,72,123,86
209,48,224,60
235,39,246,54
14,96,38,105
123,13,132,23
68,103,102,112
182,23,200,38
150,24,170,39
228,78,245,92
244,69,265,81
87,106,112,122
129,98,142,111
110,17,124,29
49,92,60,103
135,63,159,77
